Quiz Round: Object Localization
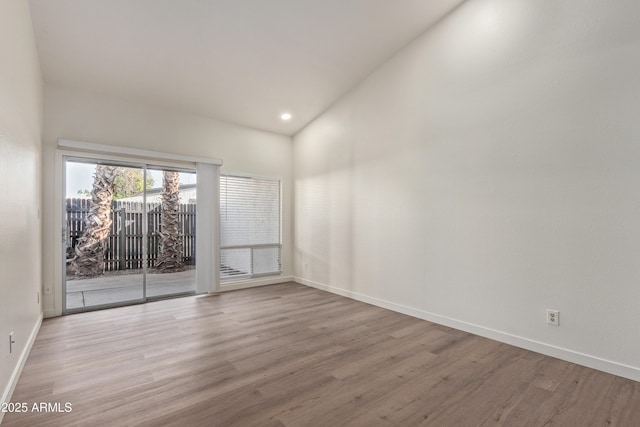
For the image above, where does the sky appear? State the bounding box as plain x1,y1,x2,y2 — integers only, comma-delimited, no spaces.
66,161,197,198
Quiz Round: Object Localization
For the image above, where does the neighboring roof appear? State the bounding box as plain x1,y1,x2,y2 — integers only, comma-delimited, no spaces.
136,183,197,197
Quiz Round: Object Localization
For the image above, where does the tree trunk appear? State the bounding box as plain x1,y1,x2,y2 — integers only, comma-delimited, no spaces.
68,165,118,277
156,171,184,272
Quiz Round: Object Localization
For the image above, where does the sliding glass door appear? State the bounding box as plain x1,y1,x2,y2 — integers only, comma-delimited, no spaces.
63,157,197,313
145,167,197,299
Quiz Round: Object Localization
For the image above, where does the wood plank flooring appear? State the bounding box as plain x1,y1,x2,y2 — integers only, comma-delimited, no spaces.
4,282,640,426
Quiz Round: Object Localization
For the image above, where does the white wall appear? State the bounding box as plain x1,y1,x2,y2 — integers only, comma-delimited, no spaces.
0,0,43,412
294,0,640,380
42,84,293,316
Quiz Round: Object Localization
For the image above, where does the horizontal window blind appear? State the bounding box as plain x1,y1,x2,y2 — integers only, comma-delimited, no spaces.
220,175,281,280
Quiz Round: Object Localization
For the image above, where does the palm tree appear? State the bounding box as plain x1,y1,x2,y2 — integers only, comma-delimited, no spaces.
155,171,184,272
68,165,118,277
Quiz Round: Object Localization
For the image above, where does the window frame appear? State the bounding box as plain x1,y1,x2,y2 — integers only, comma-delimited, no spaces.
219,173,282,281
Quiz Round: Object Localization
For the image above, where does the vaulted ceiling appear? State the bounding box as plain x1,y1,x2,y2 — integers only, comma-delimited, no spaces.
29,0,464,135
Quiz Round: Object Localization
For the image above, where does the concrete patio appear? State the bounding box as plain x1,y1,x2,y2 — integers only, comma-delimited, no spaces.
66,269,195,310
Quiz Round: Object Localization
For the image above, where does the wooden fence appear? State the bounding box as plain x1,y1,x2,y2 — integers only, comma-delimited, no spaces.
66,198,196,271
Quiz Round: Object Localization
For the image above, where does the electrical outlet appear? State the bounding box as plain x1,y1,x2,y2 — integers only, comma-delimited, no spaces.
546,309,559,326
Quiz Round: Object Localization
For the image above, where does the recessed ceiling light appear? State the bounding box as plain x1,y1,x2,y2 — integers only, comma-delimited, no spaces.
281,113,292,121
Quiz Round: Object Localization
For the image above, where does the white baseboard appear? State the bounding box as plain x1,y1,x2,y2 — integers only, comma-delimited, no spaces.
0,313,43,424
294,276,640,383
219,275,294,292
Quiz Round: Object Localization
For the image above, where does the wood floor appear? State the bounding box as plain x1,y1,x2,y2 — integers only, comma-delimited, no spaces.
4,282,640,426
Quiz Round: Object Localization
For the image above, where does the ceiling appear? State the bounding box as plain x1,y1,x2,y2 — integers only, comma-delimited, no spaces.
28,0,464,135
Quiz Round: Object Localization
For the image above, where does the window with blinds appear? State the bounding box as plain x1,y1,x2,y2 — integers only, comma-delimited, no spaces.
220,174,281,280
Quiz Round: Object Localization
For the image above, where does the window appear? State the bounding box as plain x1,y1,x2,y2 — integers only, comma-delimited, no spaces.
220,174,281,280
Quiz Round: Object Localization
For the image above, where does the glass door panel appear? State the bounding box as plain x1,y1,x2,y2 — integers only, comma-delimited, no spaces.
64,159,145,312
145,167,196,299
